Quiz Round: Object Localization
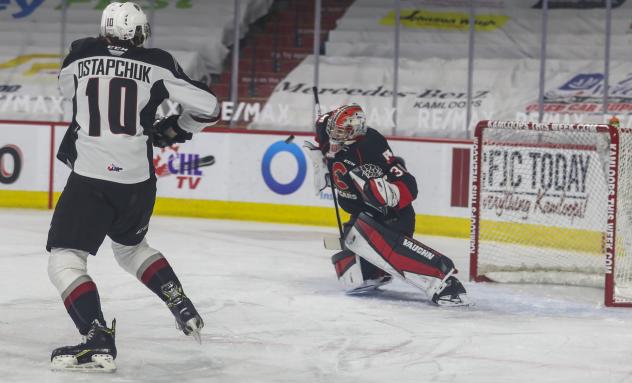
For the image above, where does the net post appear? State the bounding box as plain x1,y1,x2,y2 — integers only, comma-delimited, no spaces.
605,124,619,306
469,120,487,281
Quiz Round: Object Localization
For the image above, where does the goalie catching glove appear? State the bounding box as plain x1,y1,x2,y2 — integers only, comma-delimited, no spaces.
349,165,400,209
152,115,193,148
364,176,400,208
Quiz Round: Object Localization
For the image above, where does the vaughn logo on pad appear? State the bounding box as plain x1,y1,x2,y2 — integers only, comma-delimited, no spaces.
402,239,435,260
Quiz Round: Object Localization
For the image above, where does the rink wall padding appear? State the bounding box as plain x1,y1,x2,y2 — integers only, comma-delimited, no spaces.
480,221,603,255
0,120,474,239
0,120,609,244
153,198,351,228
0,190,49,209
152,198,471,238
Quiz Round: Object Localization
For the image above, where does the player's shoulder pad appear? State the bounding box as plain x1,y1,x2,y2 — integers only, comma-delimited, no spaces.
130,47,186,78
70,37,99,51
359,127,389,150
365,127,385,140
62,37,104,69
129,47,211,92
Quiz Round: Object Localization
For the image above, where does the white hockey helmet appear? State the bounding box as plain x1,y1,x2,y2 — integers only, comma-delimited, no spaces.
100,2,151,47
100,2,121,36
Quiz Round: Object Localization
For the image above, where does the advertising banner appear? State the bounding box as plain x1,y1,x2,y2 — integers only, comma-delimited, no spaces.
252,55,530,137
148,131,472,219
479,143,607,231
0,123,50,191
0,48,202,122
341,1,632,35
0,1,275,123
5,123,471,230
532,0,628,8
0,0,237,73
334,1,632,61
254,57,632,138
346,0,630,9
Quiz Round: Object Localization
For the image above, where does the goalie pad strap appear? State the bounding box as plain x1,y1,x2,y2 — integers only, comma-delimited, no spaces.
332,250,356,278
331,249,393,293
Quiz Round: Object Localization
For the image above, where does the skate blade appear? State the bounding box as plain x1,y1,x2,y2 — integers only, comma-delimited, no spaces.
345,279,391,295
434,294,472,308
191,329,202,344
51,354,116,373
183,317,203,344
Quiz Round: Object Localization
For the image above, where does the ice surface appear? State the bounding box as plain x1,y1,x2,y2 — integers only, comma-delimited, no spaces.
1,209,632,383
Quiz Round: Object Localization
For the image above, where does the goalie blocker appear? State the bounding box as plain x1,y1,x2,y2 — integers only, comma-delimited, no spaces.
343,213,469,306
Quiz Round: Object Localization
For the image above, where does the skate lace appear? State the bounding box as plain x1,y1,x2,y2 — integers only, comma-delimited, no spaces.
166,293,187,309
85,327,98,342
83,320,115,343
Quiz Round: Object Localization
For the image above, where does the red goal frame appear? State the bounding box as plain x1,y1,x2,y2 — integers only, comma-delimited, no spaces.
468,120,630,308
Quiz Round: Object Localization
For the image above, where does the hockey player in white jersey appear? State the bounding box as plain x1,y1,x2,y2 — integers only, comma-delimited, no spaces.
46,2,219,372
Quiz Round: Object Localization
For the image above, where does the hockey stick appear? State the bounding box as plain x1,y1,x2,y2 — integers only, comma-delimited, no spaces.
196,155,216,168
169,155,215,172
312,86,345,250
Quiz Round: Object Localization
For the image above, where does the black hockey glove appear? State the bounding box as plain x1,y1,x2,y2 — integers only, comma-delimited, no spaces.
152,115,193,148
57,123,79,169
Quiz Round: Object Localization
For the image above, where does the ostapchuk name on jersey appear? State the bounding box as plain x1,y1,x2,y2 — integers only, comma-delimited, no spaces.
77,58,151,83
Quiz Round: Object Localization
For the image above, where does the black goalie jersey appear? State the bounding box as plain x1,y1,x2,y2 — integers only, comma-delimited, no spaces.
58,37,219,184
315,124,418,220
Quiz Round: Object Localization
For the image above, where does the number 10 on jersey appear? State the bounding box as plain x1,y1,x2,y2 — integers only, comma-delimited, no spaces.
85,77,138,137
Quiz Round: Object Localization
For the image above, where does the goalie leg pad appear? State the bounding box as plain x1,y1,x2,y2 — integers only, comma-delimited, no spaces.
332,250,392,294
344,212,461,300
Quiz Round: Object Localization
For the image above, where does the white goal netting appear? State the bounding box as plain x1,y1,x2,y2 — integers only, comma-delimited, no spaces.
470,121,632,307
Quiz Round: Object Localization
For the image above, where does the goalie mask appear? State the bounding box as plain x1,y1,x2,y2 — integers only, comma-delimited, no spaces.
326,104,367,157
100,2,151,47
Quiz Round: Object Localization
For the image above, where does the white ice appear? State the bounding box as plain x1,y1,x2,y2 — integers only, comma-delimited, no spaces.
1,209,632,383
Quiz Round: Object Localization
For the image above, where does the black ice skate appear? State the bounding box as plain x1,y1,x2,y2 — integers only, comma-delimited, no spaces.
162,281,204,343
432,276,470,307
50,319,117,373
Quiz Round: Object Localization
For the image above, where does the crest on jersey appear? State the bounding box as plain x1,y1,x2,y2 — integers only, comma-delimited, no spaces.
107,163,123,172
356,163,384,180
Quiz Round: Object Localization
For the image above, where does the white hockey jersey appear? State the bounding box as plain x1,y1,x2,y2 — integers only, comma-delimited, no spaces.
58,37,219,184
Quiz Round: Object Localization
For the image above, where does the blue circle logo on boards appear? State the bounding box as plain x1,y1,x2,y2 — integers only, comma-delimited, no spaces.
261,140,307,195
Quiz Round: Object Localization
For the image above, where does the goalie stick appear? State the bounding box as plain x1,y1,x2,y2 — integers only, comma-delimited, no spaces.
312,86,345,250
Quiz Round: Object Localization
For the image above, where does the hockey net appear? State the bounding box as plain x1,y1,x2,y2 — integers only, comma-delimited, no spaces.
469,120,632,307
